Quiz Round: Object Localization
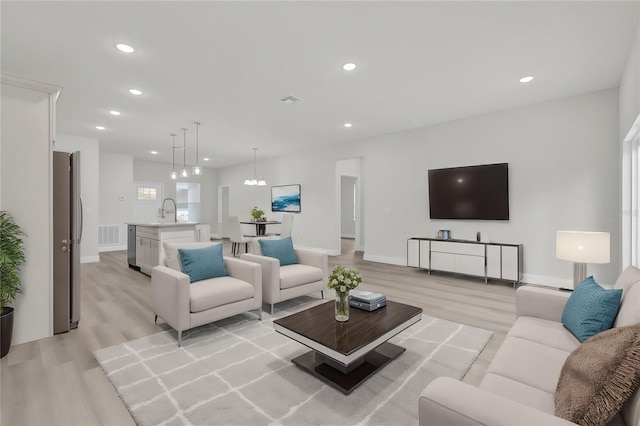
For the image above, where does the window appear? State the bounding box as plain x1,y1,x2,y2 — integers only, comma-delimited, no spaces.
622,114,640,268
176,182,201,222
137,187,157,200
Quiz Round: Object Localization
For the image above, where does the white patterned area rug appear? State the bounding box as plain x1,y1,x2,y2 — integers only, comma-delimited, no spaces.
94,297,492,426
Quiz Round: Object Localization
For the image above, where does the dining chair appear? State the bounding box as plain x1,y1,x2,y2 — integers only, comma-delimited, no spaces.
228,216,254,255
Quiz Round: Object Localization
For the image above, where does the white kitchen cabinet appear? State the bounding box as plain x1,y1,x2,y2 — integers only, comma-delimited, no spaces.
134,224,196,275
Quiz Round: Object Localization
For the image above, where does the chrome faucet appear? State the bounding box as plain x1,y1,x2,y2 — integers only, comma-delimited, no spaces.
161,198,177,223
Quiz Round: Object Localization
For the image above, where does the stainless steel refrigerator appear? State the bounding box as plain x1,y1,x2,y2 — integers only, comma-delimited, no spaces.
53,151,82,334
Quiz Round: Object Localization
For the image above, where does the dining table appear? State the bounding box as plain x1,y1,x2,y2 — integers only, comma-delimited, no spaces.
240,220,281,236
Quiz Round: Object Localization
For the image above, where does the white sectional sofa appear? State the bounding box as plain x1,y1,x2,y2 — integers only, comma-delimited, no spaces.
419,266,640,426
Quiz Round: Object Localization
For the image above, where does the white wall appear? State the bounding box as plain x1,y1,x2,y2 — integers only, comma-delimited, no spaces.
620,24,640,140
1,76,60,345
54,134,100,263
99,152,134,249
217,150,342,252
218,89,621,287
341,176,356,238
133,159,217,228
620,22,640,269
98,155,217,247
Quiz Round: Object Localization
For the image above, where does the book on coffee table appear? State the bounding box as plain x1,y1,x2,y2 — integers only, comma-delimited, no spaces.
350,291,386,303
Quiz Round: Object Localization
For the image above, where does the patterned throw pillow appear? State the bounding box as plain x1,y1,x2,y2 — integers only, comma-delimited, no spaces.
178,244,228,283
259,237,299,266
555,324,640,425
561,276,622,342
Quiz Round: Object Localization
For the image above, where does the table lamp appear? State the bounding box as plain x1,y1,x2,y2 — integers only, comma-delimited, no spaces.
556,230,610,287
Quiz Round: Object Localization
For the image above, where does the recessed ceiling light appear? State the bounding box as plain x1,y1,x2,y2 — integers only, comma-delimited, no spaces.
128,89,142,95
109,110,121,116
342,63,356,71
150,151,158,155
203,158,210,161
519,76,534,83
95,126,105,130
344,123,353,128
116,43,135,53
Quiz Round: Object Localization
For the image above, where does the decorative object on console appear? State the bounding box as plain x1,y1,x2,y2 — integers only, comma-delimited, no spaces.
436,230,451,240
272,184,301,212
328,265,362,321
244,147,266,186
556,230,611,288
561,276,622,342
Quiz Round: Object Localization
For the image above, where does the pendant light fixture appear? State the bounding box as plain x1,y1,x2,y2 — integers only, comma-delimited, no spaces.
192,121,202,176
244,147,266,186
180,128,189,178
170,133,177,180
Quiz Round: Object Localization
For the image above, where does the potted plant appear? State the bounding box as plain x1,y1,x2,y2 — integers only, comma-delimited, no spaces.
0,211,26,358
250,207,265,222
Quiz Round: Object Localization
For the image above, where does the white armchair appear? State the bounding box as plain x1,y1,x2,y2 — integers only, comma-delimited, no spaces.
151,242,262,346
241,244,327,315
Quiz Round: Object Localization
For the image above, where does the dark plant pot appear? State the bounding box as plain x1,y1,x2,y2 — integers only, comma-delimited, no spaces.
1,307,14,358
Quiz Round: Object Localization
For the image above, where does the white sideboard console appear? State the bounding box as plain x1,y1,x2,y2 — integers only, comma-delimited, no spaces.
407,237,523,285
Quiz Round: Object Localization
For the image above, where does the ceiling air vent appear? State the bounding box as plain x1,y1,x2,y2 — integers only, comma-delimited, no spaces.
280,95,303,104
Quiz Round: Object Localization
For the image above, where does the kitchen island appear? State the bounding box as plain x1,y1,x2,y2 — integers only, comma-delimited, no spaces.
128,222,198,275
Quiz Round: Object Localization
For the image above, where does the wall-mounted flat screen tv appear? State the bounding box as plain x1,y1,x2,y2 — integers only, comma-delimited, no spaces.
428,163,509,220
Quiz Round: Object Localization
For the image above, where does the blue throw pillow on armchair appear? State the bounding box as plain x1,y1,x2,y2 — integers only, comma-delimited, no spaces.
259,237,299,266
561,276,622,342
178,244,228,283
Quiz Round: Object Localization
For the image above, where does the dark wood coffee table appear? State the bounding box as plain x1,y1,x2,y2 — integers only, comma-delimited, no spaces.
273,300,422,394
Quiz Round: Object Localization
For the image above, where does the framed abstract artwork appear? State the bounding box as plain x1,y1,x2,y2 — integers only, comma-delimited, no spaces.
271,184,301,212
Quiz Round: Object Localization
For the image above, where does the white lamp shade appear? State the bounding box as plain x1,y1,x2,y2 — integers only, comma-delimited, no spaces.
556,231,610,264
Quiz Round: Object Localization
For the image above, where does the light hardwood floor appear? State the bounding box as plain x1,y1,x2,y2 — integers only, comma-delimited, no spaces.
0,239,517,425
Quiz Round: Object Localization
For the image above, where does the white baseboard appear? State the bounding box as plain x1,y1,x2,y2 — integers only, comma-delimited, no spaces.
359,255,574,289
294,245,341,256
522,274,572,289
99,244,127,252
362,253,407,266
81,255,100,264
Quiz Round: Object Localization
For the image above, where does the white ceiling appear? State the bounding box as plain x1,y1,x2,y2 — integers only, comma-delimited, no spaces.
2,1,638,168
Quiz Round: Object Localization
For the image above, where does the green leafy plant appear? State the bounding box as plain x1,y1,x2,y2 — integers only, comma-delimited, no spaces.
250,207,265,220
0,211,26,311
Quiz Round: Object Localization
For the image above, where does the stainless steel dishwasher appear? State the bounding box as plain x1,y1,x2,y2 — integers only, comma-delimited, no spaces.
127,224,138,269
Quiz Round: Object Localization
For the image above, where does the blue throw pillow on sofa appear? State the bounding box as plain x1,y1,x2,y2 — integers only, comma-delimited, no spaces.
259,237,299,266
178,244,228,283
561,276,622,342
